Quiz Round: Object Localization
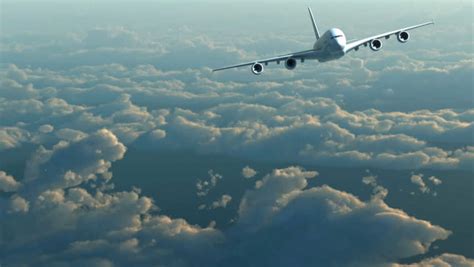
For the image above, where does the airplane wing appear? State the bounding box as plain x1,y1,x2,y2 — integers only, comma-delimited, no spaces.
344,21,434,53
212,49,319,72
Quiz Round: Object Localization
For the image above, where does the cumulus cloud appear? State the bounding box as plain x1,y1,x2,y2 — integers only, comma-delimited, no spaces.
149,129,166,140
1,151,463,267
38,124,54,134
411,174,430,194
0,62,472,170
229,167,452,267
410,173,443,196
429,176,443,186
55,128,88,142
0,127,30,151
210,194,232,209
0,130,222,266
81,27,143,49
8,195,29,213
198,194,232,211
0,171,21,192
362,173,388,200
196,170,223,197
22,129,126,196
242,166,257,179
398,253,474,267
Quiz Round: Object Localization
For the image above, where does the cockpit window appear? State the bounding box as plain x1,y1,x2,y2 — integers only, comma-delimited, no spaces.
331,35,343,39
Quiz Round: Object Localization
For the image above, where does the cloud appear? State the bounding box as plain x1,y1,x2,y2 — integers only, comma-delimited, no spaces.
22,129,126,196
196,170,223,197
228,167,452,266
398,253,474,267
411,174,430,194
362,173,388,200
242,166,257,179
210,194,232,209
410,174,443,196
0,62,472,170
199,194,233,211
149,129,166,140
1,151,462,266
38,124,54,134
55,128,88,142
0,130,222,266
0,104,470,265
81,27,142,49
8,195,29,213
0,127,30,151
0,171,21,192
428,176,443,186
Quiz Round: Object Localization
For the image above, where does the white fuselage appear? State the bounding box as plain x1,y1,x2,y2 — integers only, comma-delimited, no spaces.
312,28,347,62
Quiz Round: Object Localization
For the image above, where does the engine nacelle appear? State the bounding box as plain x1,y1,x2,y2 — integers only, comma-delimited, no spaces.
251,63,264,75
397,31,410,43
285,58,297,70
369,39,383,51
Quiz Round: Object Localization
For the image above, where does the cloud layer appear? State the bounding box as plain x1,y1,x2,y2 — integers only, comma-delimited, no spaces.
1,3,472,265
1,62,472,171
0,135,457,266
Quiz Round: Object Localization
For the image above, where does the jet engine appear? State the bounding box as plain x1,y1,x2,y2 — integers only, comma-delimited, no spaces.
397,31,410,43
285,58,297,70
369,39,383,51
251,63,264,75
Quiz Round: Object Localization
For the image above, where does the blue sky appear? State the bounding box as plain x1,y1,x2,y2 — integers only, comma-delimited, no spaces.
0,1,473,266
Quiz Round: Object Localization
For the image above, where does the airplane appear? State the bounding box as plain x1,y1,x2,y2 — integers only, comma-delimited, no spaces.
212,7,434,75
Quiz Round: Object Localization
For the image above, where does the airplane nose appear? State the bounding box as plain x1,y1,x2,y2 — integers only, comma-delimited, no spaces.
337,38,346,48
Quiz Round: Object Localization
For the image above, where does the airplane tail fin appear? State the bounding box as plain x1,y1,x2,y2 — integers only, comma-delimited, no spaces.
308,7,321,40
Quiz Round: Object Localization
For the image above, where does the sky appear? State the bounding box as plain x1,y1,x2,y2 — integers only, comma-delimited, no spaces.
0,1,473,266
